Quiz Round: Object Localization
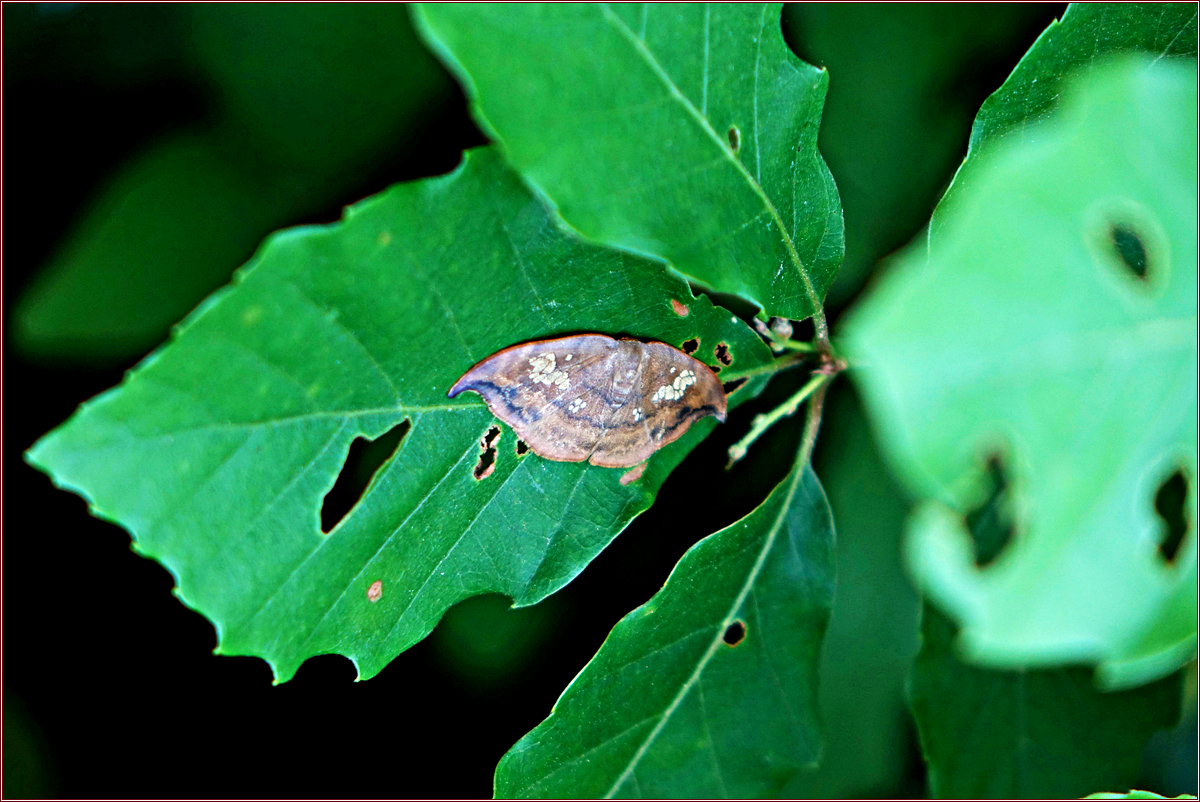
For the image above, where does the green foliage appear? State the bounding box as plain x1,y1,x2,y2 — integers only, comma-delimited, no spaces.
12,4,452,365
1088,793,1199,800
14,136,285,362
782,382,918,798
783,3,1058,307
911,607,1184,799
845,58,1197,688
414,3,842,322
933,2,1198,240
495,461,834,798
17,3,1197,799
27,147,774,683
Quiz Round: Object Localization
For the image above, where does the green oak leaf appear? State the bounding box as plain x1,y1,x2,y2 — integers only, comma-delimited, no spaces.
781,383,919,798
843,57,1197,688
26,146,775,683
414,2,843,322
911,607,1184,799
495,458,834,798
932,2,1197,242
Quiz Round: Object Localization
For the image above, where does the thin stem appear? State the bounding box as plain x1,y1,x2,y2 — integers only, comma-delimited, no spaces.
718,350,811,383
727,372,831,468
795,380,828,469
775,340,818,353
813,308,830,351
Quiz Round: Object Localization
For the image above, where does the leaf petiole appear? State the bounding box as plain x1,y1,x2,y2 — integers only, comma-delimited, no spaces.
726,371,832,468
775,340,819,353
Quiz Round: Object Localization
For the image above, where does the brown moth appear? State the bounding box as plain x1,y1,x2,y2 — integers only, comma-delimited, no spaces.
448,334,726,468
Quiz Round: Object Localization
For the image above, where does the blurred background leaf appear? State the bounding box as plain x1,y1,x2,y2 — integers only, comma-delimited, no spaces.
783,3,1064,308
933,2,1197,241
10,3,458,366
845,56,1197,683
2,689,56,800
912,606,1184,799
7,3,1192,799
785,380,919,798
15,135,286,361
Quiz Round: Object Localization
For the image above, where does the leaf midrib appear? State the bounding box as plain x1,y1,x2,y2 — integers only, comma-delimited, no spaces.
602,460,806,797
597,3,821,314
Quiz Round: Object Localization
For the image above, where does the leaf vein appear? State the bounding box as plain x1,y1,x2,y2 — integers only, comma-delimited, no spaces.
596,2,822,315
604,464,808,797
283,281,403,404
291,415,484,656
380,453,538,644
222,420,354,635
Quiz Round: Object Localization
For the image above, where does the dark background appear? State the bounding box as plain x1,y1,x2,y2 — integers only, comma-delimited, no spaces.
5,4,1193,799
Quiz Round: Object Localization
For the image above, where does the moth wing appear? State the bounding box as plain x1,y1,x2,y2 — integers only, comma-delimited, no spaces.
590,341,725,468
521,348,623,463
587,341,656,468
449,334,618,463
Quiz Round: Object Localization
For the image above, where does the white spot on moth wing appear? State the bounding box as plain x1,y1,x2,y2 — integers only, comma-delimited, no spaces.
529,353,570,390
633,407,642,422
564,354,573,361
650,369,697,404
567,398,586,414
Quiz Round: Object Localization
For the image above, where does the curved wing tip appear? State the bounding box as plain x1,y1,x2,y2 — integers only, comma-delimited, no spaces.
447,374,474,398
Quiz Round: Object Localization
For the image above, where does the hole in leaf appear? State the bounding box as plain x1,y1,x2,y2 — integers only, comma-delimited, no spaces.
321,420,410,533
515,439,529,457
1155,470,1189,564
474,425,501,480
965,455,1014,567
723,620,746,646
722,378,747,395
681,338,700,355
714,342,733,366
482,426,500,447
727,125,740,152
1112,223,1148,280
